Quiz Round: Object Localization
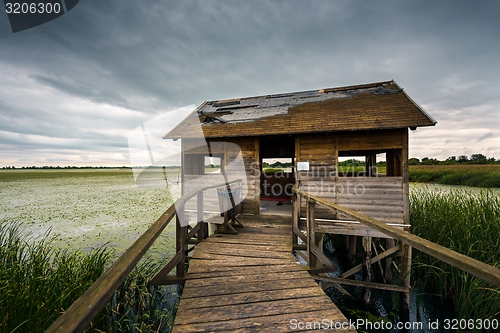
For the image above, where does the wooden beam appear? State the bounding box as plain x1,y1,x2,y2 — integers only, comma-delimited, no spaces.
150,251,185,285
312,275,410,293
306,200,317,269
185,223,201,241
292,224,307,243
292,244,306,251
197,191,204,241
309,244,338,272
340,244,401,278
362,236,372,304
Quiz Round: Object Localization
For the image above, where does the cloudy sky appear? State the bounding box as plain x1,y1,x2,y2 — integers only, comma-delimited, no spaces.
1,0,499,167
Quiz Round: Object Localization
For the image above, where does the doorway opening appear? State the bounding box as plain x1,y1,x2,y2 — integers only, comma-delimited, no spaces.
259,136,295,215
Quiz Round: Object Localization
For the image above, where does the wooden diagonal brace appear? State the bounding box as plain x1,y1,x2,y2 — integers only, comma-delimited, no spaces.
340,243,401,279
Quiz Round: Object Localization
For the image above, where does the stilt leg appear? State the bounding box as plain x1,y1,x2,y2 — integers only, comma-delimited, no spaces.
399,242,412,319
362,236,372,305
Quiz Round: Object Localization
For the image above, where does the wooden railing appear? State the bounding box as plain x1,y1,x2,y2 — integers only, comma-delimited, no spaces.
292,182,500,288
45,179,242,333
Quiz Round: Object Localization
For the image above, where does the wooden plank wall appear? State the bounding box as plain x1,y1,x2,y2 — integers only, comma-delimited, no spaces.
296,129,407,225
336,177,404,224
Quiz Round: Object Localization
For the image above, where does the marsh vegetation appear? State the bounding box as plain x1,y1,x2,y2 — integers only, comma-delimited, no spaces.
410,186,500,320
0,169,181,332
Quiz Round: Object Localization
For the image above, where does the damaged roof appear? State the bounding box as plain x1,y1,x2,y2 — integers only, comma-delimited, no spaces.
164,80,436,139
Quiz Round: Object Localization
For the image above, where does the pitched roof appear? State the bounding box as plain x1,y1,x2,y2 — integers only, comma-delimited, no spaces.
164,80,436,139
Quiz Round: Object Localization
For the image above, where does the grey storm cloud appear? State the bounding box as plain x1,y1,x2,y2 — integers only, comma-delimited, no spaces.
0,0,500,166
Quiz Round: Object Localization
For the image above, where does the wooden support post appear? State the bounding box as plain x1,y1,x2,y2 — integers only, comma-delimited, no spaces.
399,242,412,318
175,207,187,278
292,192,300,247
306,200,317,269
197,191,204,241
362,236,372,305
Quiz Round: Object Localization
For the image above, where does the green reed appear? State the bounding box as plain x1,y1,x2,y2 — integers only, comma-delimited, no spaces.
89,259,178,333
410,187,500,319
0,221,177,333
0,221,109,332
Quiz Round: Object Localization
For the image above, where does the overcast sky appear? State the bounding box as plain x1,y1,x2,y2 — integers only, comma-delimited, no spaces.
1,0,499,167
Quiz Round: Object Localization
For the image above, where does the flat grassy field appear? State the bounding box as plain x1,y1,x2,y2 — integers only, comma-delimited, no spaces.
409,164,500,187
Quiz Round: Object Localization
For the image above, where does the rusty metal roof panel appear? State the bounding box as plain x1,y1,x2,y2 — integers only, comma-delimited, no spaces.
164,80,436,139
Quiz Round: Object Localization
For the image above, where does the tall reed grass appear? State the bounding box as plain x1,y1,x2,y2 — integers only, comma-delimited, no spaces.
0,221,177,332
89,260,178,333
410,187,500,319
0,221,109,332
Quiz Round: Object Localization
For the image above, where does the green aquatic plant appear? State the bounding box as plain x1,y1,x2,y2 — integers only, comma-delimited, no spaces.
0,221,109,332
0,221,178,333
410,187,500,320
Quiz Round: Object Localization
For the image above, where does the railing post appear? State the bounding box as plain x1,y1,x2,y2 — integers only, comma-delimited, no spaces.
306,199,317,269
292,192,299,247
197,191,204,241
176,206,186,278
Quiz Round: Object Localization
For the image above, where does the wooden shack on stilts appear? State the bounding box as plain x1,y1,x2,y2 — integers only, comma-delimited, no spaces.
164,80,437,313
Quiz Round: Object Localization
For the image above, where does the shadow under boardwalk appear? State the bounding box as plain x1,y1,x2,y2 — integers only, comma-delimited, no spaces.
172,215,355,332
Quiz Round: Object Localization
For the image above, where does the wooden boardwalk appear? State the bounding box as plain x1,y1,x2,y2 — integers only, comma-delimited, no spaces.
172,215,355,332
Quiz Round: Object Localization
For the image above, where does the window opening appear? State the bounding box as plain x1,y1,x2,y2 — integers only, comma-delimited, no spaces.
204,156,222,174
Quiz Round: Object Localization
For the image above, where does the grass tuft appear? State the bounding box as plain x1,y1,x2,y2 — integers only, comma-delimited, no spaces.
0,221,109,332
0,221,178,332
410,187,500,319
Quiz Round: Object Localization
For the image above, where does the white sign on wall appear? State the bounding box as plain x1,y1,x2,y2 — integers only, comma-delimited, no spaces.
297,161,310,171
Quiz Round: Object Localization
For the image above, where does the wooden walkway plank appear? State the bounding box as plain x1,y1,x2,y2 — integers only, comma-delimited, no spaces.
185,271,313,288
186,263,307,275
181,277,319,299
197,240,292,252
178,287,326,309
175,296,334,325
172,215,355,332
191,249,295,260
173,309,350,332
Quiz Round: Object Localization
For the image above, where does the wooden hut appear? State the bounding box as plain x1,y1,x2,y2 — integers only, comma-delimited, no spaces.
164,80,435,222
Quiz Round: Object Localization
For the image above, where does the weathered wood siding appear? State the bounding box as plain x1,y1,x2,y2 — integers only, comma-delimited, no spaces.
336,177,404,224
295,130,407,226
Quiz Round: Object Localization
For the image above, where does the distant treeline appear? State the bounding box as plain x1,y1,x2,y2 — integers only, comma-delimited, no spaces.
2,154,498,170
410,154,498,165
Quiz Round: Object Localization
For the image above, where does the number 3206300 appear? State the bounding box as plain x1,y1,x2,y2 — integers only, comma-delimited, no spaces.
5,2,62,14
443,318,498,330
